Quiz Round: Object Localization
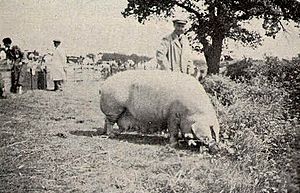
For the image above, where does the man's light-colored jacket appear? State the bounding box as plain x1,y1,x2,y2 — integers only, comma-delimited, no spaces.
48,46,67,81
156,32,192,74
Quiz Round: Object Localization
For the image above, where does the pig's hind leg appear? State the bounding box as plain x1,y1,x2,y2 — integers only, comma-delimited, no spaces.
117,110,134,132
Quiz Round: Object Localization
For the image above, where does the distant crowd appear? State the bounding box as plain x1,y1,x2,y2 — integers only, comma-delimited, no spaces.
0,37,67,98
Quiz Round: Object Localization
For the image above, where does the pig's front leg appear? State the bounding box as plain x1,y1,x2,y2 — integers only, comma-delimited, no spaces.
97,116,118,138
168,114,180,148
104,118,117,138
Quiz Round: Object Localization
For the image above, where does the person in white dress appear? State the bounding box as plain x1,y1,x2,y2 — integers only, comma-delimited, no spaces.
47,39,67,91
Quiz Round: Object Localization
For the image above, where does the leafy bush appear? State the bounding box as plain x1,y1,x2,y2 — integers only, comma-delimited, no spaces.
202,74,239,106
202,55,299,192
225,55,300,118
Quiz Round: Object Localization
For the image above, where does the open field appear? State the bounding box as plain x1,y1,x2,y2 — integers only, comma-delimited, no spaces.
0,80,224,193
0,65,299,193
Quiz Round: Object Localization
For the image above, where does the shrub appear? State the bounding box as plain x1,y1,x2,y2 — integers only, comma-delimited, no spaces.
202,55,299,192
202,74,240,106
224,55,300,119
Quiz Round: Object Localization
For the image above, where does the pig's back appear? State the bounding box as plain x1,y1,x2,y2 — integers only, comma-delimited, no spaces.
101,70,209,118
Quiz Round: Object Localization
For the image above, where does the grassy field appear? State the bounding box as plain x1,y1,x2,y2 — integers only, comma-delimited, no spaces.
0,66,298,193
0,80,222,193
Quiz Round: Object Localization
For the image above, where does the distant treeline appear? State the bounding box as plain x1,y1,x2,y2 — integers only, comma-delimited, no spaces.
101,53,152,64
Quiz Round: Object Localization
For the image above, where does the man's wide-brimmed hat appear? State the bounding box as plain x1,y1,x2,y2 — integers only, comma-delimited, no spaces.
172,19,188,24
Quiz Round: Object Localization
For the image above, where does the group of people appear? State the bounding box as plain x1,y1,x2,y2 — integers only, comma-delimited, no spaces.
0,38,67,98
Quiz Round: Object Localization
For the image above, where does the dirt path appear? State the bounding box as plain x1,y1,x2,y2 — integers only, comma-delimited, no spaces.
0,80,251,193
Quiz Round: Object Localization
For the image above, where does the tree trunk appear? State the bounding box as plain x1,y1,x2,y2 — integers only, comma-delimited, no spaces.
203,35,223,74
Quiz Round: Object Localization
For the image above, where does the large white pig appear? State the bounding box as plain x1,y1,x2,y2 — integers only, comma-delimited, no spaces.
99,70,220,150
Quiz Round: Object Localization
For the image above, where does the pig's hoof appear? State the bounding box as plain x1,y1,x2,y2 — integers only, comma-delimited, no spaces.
96,128,107,135
199,146,209,154
188,139,197,146
169,142,178,148
107,132,118,138
208,143,219,154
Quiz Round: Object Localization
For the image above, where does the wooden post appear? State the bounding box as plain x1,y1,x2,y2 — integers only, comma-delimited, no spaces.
30,68,33,90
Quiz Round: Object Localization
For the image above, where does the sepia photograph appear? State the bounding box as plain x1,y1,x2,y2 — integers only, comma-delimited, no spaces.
0,0,299,192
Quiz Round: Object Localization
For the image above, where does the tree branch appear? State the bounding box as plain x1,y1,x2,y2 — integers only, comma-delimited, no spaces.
279,20,286,32
173,0,202,21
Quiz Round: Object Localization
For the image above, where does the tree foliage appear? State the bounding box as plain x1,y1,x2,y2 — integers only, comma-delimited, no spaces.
122,0,300,74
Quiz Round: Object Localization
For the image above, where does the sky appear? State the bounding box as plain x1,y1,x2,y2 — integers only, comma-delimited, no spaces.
1,0,299,59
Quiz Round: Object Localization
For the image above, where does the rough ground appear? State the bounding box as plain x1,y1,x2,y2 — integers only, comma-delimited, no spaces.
0,73,257,193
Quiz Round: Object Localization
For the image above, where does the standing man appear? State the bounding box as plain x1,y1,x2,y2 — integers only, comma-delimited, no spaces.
2,37,25,94
156,18,193,74
48,39,67,91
